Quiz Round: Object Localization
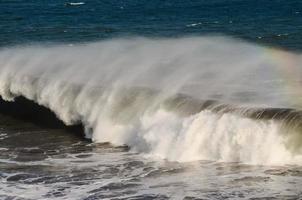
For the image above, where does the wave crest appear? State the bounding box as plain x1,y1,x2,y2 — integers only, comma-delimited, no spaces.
1,36,302,165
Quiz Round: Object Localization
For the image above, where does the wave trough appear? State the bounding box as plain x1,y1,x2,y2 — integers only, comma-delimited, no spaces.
1,36,302,165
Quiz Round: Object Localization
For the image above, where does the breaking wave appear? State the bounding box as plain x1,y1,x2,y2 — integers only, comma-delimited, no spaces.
1,36,302,165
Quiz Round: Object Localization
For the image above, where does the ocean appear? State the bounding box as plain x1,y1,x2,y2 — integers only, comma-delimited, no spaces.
0,0,302,199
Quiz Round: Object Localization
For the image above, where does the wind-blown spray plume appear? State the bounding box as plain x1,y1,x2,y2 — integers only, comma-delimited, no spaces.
1,36,302,165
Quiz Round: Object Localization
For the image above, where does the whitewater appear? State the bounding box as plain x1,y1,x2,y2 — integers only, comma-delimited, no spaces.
1,36,302,166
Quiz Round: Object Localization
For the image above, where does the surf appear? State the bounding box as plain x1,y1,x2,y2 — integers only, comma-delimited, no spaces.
1,36,302,165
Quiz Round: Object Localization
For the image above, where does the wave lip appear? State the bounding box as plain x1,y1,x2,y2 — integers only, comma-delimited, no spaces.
1,36,302,165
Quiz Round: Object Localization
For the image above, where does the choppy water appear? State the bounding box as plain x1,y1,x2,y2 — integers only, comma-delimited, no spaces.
1,114,302,200
1,0,302,50
1,0,302,199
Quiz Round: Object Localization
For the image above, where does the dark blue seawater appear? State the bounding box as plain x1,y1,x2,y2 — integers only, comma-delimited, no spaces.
1,0,302,50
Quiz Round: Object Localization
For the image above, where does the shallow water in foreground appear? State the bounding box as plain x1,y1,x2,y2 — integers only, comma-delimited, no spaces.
0,114,301,200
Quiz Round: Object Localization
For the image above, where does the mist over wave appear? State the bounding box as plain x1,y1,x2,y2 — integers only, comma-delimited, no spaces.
1,36,302,165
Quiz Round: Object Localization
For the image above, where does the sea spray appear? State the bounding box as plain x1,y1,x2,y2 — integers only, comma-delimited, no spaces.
1,36,302,165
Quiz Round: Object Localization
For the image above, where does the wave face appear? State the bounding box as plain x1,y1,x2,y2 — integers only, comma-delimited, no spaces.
1,37,302,165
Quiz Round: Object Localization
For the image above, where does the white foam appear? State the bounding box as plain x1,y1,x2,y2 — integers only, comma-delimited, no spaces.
66,2,85,6
1,36,302,165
